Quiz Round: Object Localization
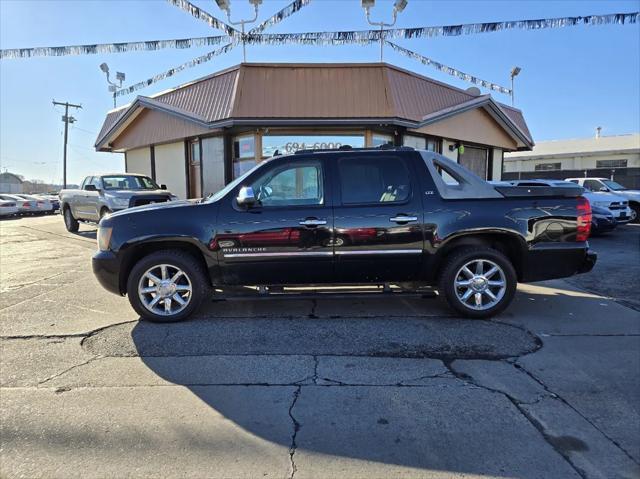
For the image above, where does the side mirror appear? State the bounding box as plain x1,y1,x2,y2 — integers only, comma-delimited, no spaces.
84,184,98,192
599,186,608,192
161,184,167,190
237,186,256,207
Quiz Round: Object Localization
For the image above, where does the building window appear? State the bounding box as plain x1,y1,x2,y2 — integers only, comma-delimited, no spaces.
596,159,628,169
188,139,201,198
459,145,489,179
233,134,256,178
261,134,365,158
371,134,393,147
534,162,562,171
402,135,440,152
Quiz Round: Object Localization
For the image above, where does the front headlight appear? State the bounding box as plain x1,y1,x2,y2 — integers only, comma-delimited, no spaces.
169,194,178,201
97,227,113,251
593,201,610,208
110,196,130,208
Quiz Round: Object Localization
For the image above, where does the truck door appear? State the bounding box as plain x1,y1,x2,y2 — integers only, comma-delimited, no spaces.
332,152,424,282
82,176,102,221
216,156,333,285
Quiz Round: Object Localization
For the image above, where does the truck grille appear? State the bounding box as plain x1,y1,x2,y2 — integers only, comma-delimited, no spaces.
609,202,627,210
130,196,171,207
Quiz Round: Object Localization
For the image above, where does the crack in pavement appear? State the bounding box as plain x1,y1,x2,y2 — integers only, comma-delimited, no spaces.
37,356,102,387
512,362,640,466
442,359,587,478
287,385,302,479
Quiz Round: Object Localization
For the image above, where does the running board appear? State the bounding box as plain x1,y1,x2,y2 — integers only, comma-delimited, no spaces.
212,284,438,300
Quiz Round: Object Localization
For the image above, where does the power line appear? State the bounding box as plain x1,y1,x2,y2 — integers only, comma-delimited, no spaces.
52,100,82,189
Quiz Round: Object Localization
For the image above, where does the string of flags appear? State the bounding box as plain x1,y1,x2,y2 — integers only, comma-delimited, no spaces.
386,41,511,94
117,0,314,97
1,2,638,97
0,36,228,60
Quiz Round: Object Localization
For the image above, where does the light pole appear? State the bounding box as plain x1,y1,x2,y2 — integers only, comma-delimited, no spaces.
100,63,126,108
216,0,262,62
361,0,408,62
510,66,521,106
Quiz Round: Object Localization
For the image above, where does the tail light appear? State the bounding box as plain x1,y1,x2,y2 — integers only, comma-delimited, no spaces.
37,201,44,206
576,196,592,242
23,202,30,209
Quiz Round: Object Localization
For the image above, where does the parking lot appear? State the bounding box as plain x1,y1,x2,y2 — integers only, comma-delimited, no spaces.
1,214,638,478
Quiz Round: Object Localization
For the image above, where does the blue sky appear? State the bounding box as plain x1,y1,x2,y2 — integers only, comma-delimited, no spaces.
1,0,639,185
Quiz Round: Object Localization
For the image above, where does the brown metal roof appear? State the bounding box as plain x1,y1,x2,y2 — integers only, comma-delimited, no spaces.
153,67,238,122
96,63,533,150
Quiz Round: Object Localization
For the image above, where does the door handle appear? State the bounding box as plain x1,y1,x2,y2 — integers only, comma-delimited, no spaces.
390,215,418,223
299,218,327,227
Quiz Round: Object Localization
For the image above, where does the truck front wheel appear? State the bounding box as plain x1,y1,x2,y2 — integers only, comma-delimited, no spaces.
63,206,79,232
438,248,517,319
127,249,208,322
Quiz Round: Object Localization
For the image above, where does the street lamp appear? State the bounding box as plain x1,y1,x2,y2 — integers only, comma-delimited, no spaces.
510,66,521,106
362,0,408,61
100,63,126,108
216,0,262,62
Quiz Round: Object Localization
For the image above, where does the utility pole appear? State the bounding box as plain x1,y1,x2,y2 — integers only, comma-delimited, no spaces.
52,100,82,189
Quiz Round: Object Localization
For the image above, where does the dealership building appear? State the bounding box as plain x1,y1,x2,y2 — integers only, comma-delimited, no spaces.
95,63,534,199
504,132,640,189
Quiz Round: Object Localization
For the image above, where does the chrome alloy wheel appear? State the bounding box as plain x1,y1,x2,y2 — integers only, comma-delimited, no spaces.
138,264,192,316
454,259,507,311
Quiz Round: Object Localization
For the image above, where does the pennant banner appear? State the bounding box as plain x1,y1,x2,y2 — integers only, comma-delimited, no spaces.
252,0,312,34
166,0,239,36
116,0,314,97
0,36,229,60
386,41,511,95
115,43,236,97
385,11,639,40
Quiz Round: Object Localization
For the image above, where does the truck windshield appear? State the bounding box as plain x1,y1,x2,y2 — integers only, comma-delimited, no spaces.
602,180,626,191
102,175,159,190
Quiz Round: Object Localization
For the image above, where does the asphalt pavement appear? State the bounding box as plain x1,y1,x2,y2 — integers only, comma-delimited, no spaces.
1,215,638,479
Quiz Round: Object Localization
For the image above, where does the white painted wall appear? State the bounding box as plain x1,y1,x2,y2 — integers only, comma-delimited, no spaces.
201,136,225,196
126,147,152,177
155,142,187,199
442,140,459,162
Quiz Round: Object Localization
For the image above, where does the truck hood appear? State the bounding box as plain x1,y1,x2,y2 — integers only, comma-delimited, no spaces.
108,199,197,218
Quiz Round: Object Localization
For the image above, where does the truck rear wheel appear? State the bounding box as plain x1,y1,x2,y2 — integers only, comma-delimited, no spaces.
438,248,517,319
127,249,208,322
63,207,79,232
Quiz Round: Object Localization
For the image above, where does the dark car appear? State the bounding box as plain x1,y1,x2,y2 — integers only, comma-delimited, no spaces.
590,205,617,235
93,148,596,322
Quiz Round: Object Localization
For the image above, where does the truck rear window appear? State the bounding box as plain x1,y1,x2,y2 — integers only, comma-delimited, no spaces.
102,175,159,190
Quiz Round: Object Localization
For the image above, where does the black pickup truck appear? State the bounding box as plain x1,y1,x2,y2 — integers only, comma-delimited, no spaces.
93,147,596,321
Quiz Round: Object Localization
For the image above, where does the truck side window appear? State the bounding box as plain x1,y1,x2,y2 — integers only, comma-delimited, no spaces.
249,160,323,207
583,180,602,191
338,156,411,204
83,177,95,190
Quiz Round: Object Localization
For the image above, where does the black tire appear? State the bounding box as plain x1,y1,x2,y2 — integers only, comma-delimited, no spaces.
438,247,517,319
630,204,640,224
127,249,208,322
99,207,111,221
63,206,79,232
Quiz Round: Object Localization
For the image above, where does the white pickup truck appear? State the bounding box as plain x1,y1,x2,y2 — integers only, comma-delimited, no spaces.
566,177,640,223
59,173,177,232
